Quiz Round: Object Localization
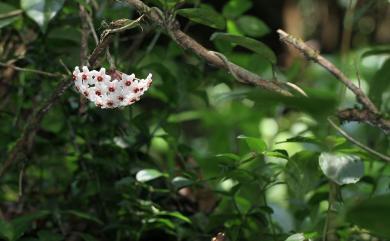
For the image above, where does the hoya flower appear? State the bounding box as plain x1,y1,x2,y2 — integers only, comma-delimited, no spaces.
72,66,153,109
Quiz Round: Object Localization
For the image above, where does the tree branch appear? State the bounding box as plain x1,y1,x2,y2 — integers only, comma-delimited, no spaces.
277,29,389,133
328,118,390,162
277,29,378,114
125,0,293,97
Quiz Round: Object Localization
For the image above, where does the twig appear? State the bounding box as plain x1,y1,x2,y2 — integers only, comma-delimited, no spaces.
277,29,378,114
337,108,390,134
0,3,104,177
124,0,293,97
0,9,22,19
328,118,390,162
0,62,64,77
79,4,90,66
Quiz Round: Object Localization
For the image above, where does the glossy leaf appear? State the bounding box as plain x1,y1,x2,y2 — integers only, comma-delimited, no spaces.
136,169,165,182
210,33,276,63
319,152,364,185
177,7,226,30
171,176,193,190
21,0,65,32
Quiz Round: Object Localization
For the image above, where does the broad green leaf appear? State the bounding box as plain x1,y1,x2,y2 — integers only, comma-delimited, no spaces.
64,210,103,225
210,33,276,63
171,176,193,190
237,135,267,152
369,58,390,108
0,3,21,29
347,194,390,237
136,169,164,182
21,0,65,32
222,0,252,18
177,7,225,30
319,152,364,185
236,15,270,38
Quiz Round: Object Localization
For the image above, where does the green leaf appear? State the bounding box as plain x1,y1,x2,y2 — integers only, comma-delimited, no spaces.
347,194,390,238
64,210,103,225
236,15,270,38
361,45,390,58
37,230,63,241
210,33,276,63
0,219,13,241
285,233,307,241
21,0,65,32
0,3,21,29
222,0,252,19
171,176,193,190
216,153,241,161
158,211,191,223
177,7,225,30
369,58,390,108
319,152,364,185
237,135,267,152
136,169,164,182
11,210,50,241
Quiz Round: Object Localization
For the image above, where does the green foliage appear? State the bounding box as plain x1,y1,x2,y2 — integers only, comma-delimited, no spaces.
21,0,65,32
0,0,389,241
210,33,276,63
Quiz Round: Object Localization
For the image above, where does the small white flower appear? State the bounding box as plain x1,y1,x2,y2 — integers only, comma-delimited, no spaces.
72,66,153,109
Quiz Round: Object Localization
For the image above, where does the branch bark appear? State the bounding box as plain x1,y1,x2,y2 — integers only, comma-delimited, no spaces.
125,0,293,97
277,29,389,133
277,29,378,114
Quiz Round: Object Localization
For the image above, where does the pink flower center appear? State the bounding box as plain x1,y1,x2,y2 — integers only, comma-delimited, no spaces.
95,90,101,96
72,75,76,81
125,80,132,86
108,87,115,92
82,74,87,80
107,101,114,107
97,76,103,82
118,96,124,101
133,88,139,93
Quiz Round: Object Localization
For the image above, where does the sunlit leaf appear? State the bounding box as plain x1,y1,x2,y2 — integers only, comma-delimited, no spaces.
237,135,267,152
21,0,65,32
319,152,364,185
136,169,165,182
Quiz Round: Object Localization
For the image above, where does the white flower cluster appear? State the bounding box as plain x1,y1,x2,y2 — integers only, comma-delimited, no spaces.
72,66,152,109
